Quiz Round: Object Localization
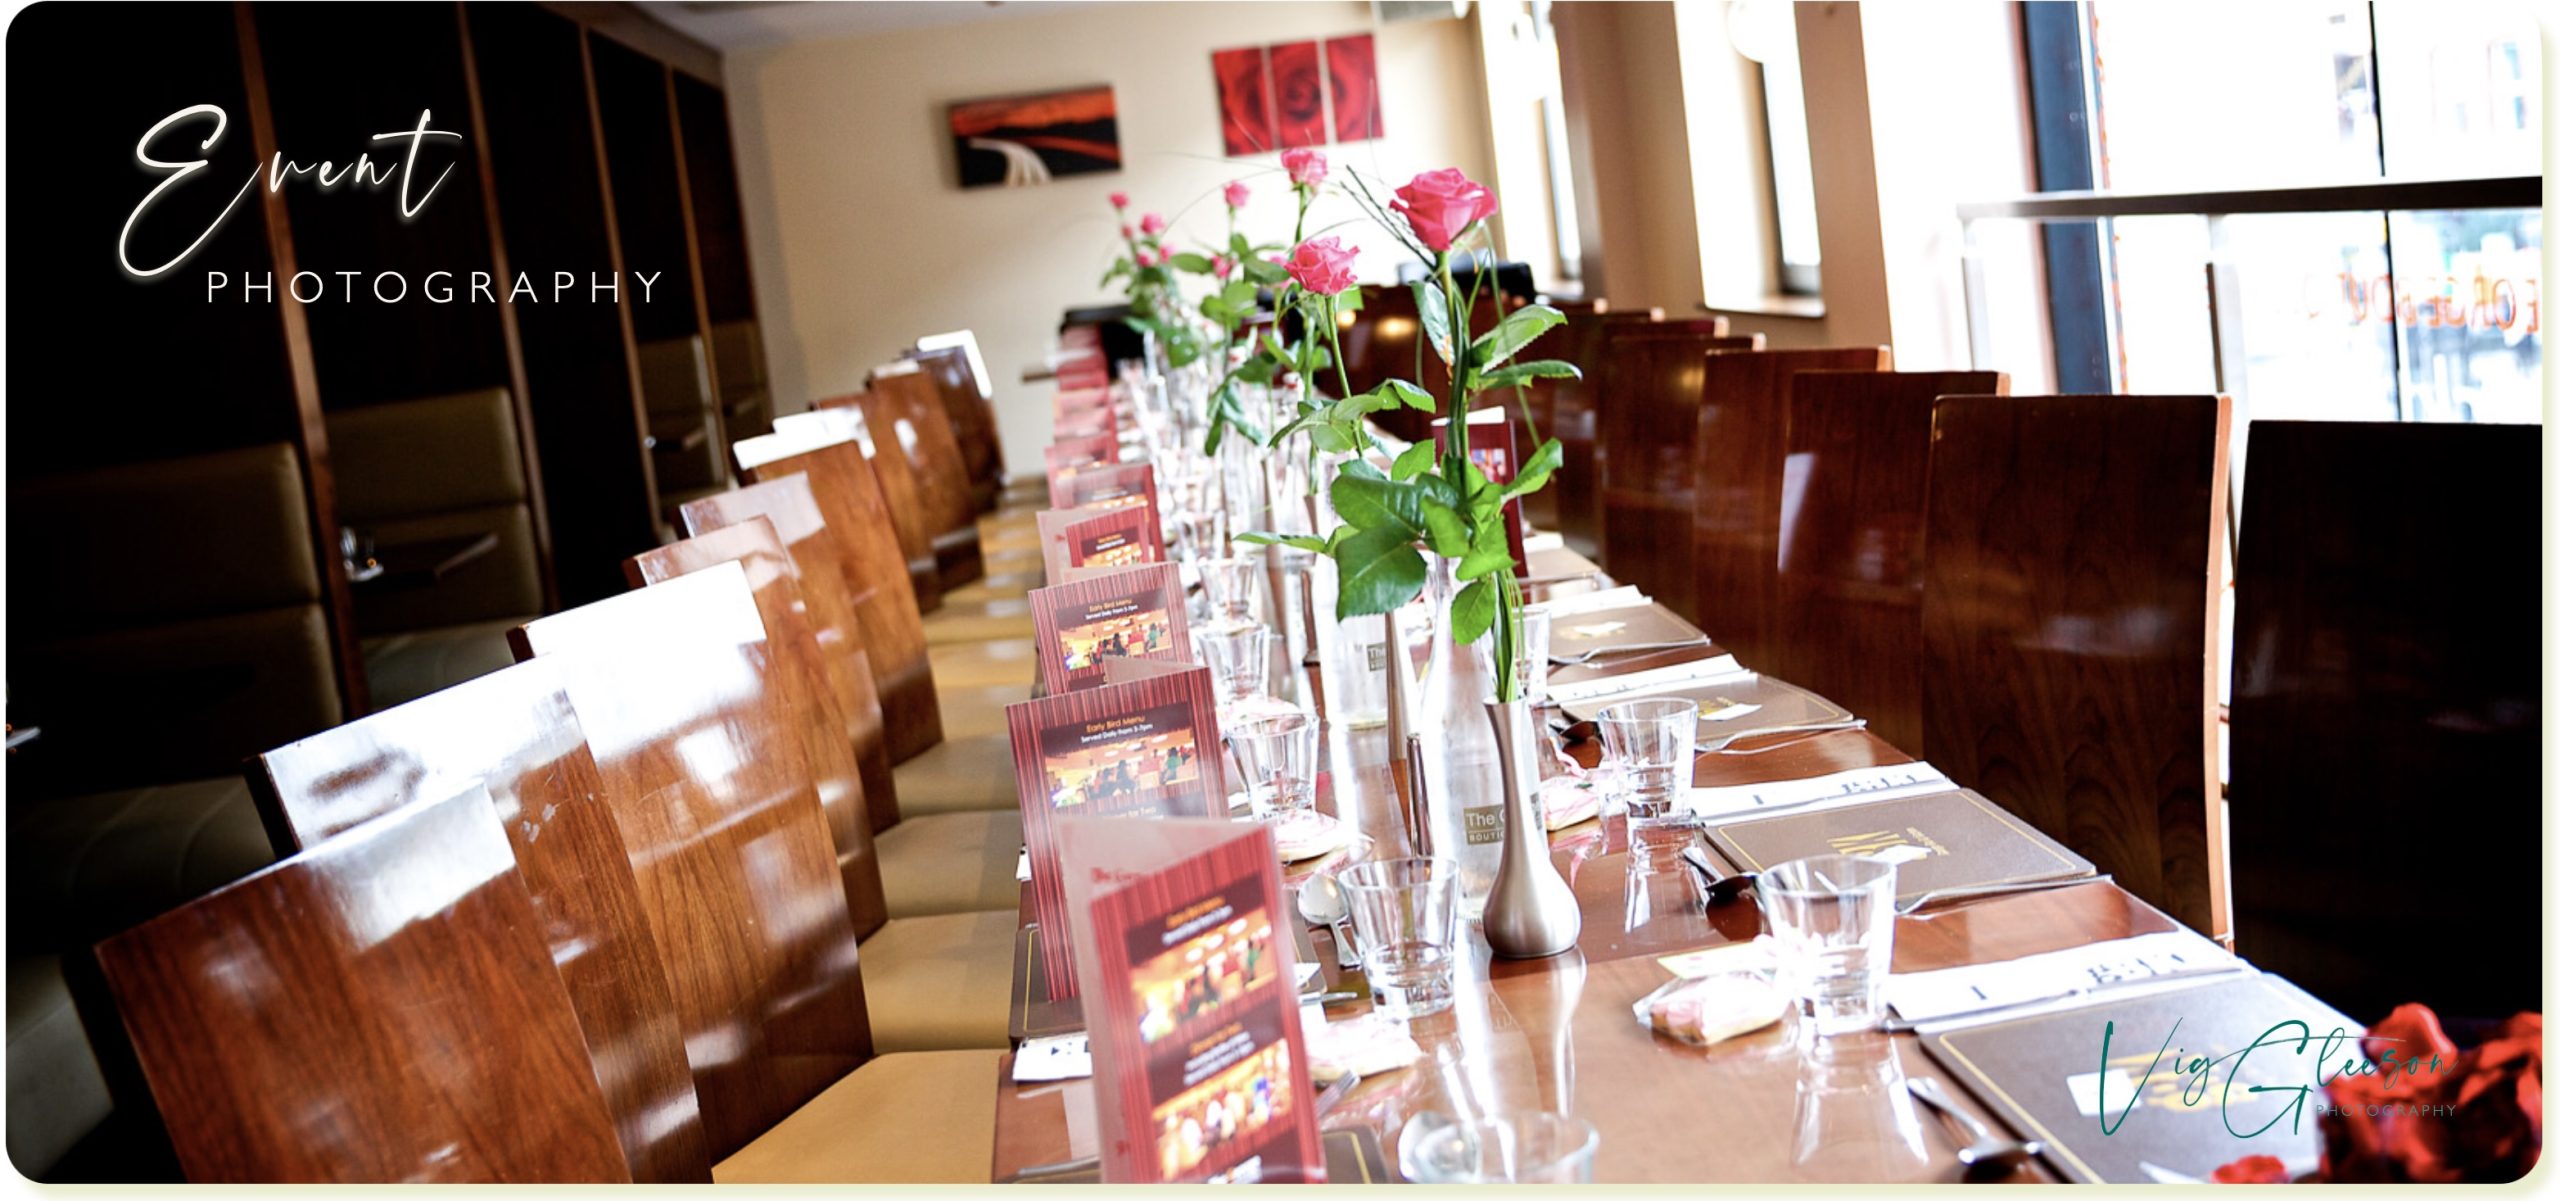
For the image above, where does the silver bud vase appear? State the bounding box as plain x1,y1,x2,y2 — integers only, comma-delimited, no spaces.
1480,697,1581,959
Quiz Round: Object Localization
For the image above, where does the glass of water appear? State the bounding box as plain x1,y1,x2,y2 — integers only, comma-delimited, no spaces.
1194,621,1271,710
1596,698,1697,822
1196,556,1264,624
1338,857,1462,1019
1403,1112,1601,1183
1761,854,1899,1035
1513,604,1554,704
1226,710,1317,821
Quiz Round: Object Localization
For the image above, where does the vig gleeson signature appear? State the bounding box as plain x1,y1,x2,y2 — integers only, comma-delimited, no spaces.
2095,1018,2453,1138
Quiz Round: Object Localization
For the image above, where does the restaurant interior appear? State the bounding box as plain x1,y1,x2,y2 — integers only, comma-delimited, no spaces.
1,0,2544,1188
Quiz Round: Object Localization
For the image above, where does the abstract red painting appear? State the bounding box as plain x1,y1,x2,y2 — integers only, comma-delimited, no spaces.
1325,34,1384,142
1268,40,1327,149
1210,46,1274,156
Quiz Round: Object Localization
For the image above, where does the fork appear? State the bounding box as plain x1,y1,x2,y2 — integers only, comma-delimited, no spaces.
1695,718,1868,755
1548,638,1711,666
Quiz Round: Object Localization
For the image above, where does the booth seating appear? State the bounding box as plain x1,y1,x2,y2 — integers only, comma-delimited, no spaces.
637,335,730,521
327,388,545,708
708,319,774,442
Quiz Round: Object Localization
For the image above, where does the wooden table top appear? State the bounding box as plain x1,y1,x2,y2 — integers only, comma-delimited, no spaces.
987,549,2188,1184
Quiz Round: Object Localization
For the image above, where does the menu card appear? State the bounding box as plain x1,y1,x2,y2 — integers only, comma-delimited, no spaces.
1045,432,1119,485
1037,502,1166,581
1700,787,2095,900
1057,817,1324,1184
1031,563,1193,693
1050,460,1160,515
1058,401,1119,442
1431,406,1527,575
1918,972,2358,1183
1008,663,1228,999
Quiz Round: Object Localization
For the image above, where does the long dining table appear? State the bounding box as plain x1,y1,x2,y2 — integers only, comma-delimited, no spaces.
983,541,2187,1184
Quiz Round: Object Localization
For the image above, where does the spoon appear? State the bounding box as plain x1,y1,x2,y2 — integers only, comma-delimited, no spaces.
1297,874,1362,970
1904,1076,2041,1181
1680,845,1758,904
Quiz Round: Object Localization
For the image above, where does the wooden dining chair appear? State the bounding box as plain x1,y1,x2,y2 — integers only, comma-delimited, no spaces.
1688,346,1894,653
1921,394,2232,938
784,399,944,610
247,660,711,1183
96,786,634,1183
864,363,986,588
1768,369,2008,755
906,343,1005,512
1513,297,1605,533
1593,323,1764,618
2228,421,2539,1022
628,521,1019,922
511,565,1004,1177
1550,307,1665,546
701,448,944,762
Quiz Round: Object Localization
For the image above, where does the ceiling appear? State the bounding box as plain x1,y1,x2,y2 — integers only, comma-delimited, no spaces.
636,0,1098,51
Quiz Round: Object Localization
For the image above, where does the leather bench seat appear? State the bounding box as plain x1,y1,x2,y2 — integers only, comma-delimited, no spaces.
360,617,526,710
891,732,1020,816
853,911,1015,1053
712,1048,1001,1182
875,809,1019,918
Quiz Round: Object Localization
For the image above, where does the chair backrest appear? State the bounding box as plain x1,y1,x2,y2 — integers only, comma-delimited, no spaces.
690,460,943,764
6,442,342,791
1514,298,1607,531
1549,308,1664,543
1592,326,1764,613
907,342,1004,504
628,517,894,936
804,392,944,609
96,786,633,1182
511,563,875,1163
247,655,709,1181
2229,421,2539,1020
1921,394,2231,937
327,387,545,633
1688,345,1893,648
1770,369,2008,754
864,364,979,541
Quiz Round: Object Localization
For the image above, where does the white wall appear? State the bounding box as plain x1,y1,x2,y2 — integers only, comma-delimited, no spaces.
724,2,1497,476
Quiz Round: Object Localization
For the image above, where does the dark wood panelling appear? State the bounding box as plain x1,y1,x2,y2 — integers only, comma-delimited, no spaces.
1921,394,2230,937
1552,308,1664,544
2229,421,2540,1020
1688,345,1890,651
97,788,633,1182
590,36,699,346
1769,369,2007,754
249,658,711,1183
672,74,756,324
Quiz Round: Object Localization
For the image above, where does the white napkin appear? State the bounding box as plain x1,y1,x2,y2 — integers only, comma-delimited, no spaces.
1886,931,2245,1027
1681,762,1952,819
1546,654,1747,704
1307,1011,1423,1083
1011,1033,1093,1083
1522,531,1565,553
1533,585,1648,618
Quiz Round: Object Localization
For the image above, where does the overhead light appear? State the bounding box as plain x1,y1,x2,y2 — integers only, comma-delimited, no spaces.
1727,0,1786,64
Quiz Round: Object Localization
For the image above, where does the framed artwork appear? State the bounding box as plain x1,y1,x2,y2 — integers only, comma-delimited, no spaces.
949,85,1120,188
1325,34,1384,142
1210,46,1274,156
1268,41,1326,149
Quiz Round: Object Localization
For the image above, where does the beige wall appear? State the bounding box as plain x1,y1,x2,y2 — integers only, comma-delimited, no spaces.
724,2,1496,475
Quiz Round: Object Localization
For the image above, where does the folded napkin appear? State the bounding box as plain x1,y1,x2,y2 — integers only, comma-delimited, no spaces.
1632,974,1790,1047
1012,1033,1093,1083
1886,930,2243,1027
1521,531,1565,553
1545,654,1747,705
1307,1011,1423,1083
1539,775,1604,830
1682,761,1952,819
1272,810,1357,863
1534,584,1648,618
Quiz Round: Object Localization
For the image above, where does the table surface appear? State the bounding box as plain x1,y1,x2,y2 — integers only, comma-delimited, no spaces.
986,546,2188,1184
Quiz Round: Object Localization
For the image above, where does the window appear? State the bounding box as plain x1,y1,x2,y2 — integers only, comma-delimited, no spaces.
1730,0,1821,296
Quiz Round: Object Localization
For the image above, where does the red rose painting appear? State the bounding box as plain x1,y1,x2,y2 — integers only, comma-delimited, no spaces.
1269,40,1326,149
1211,46,1273,156
1325,34,1383,142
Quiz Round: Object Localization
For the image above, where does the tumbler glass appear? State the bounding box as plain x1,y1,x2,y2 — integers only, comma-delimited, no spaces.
1226,710,1317,820
1761,854,1899,1035
1595,698,1698,822
1194,621,1271,709
1403,1113,1600,1183
1337,857,1462,1019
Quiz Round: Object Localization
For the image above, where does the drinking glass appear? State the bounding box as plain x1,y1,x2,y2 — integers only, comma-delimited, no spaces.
1403,1113,1600,1183
1596,698,1698,822
1194,621,1271,709
1514,604,1554,704
1337,857,1461,1019
1226,710,1317,821
1761,854,1899,1035
1196,556,1264,624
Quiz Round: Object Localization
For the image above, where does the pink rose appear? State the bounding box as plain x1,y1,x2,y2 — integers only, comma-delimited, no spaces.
1109,191,1129,209
1212,254,1234,280
1391,167,1498,253
1281,148,1329,188
1223,179,1250,209
1283,236,1358,295
1139,212,1166,236
1119,224,1132,240
1133,246,1157,269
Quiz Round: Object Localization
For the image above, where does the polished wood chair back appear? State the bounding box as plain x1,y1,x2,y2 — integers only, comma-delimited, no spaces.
2229,421,2539,1020
1514,298,1606,532
1689,345,1893,648
864,364,985,587
1769,369,2008,754
512,563,875,1163
696,453,943,763
248,659,710,1182
1550,308,1665,544
97,786,634,1182
907,343,1005,511
1921,394,2232,937
798,396,944,609
628,518,892,937
1592,324,1763,614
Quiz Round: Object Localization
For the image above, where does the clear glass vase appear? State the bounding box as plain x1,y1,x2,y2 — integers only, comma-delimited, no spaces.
1417,558,1508,915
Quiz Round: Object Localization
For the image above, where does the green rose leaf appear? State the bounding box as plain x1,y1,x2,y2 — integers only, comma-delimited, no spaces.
1219,280,1260,310
1469,304,1567,373
1337,457,1387,482
1379,379,1435,412
1414,280,1454,364
1171,252,1214,273
1242,258,1289,286
1334,526,1428,619
1309,423,1358,454
1236,531,1330,553
1472,359,1582,394
1335,285,1365,315
1502,439,1564,500
1457,514,1512,581
1449,576,1497,645
1418,497,1470,557
1331,473,1425,538
1390,440,1436,482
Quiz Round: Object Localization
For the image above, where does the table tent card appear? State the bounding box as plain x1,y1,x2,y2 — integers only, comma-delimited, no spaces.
1037,502,1166,582
1430,406,1527,574
1031,563,1193,693
1048,430,1119,475
1057,816,1324,1184
1007,662,1227,1000
1050,460,1160,516
1057,398,1119,442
